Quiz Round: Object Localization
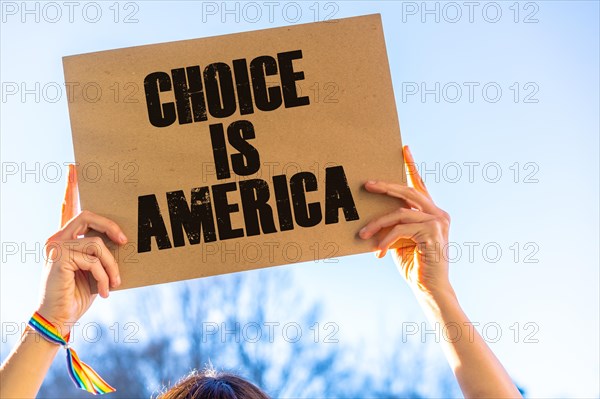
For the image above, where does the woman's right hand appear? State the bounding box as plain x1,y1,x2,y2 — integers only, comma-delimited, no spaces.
37,165,127,334
359,146,452,298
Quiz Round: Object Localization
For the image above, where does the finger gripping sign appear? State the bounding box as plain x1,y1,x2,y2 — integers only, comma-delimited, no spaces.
64,14,407,290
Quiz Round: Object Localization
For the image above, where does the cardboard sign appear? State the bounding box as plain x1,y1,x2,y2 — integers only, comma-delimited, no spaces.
63,13,407,290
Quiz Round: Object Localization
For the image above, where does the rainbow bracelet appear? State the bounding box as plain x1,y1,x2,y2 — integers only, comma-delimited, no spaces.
28,311,116,395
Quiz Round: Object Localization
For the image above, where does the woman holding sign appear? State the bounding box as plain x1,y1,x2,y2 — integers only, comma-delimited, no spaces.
0,146,522,399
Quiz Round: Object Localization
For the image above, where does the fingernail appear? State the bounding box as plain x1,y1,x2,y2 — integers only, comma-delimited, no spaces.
374,250,381,258
116,275,121,286
367,180,376,185
359,227,367,237
119,233,127,243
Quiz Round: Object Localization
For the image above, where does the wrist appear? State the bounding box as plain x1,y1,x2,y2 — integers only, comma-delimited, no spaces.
22,326,62,354
412,278,455,300
33,308,73,337
412,281,459,313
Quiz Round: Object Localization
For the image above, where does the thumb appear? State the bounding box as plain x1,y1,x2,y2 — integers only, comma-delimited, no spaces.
60,164,80,228
403,145,432,200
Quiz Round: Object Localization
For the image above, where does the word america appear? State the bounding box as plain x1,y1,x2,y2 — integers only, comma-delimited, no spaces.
137,165,359,253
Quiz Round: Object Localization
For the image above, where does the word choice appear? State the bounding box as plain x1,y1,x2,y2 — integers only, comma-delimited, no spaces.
144,50,308,127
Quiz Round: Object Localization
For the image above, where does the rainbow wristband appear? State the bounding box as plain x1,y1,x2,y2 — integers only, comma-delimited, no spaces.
28,311,116,395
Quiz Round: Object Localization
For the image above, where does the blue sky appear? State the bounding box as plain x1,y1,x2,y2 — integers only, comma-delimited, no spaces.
1,1,599,397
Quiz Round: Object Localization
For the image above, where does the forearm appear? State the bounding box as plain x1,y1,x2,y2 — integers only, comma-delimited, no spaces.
0,328,59,399
415,285,522,399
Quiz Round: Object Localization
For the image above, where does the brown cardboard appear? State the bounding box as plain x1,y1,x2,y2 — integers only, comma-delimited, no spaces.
63,14,408,290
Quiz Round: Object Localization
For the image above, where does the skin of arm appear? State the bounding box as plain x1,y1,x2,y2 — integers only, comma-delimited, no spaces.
0,331,59,399
359,145,522,399
0,165,127,399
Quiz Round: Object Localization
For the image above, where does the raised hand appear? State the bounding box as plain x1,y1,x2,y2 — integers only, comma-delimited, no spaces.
359,145,452,297
37,165,127,334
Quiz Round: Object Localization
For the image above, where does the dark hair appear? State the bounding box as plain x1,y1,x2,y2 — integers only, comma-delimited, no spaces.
157,368,270,399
